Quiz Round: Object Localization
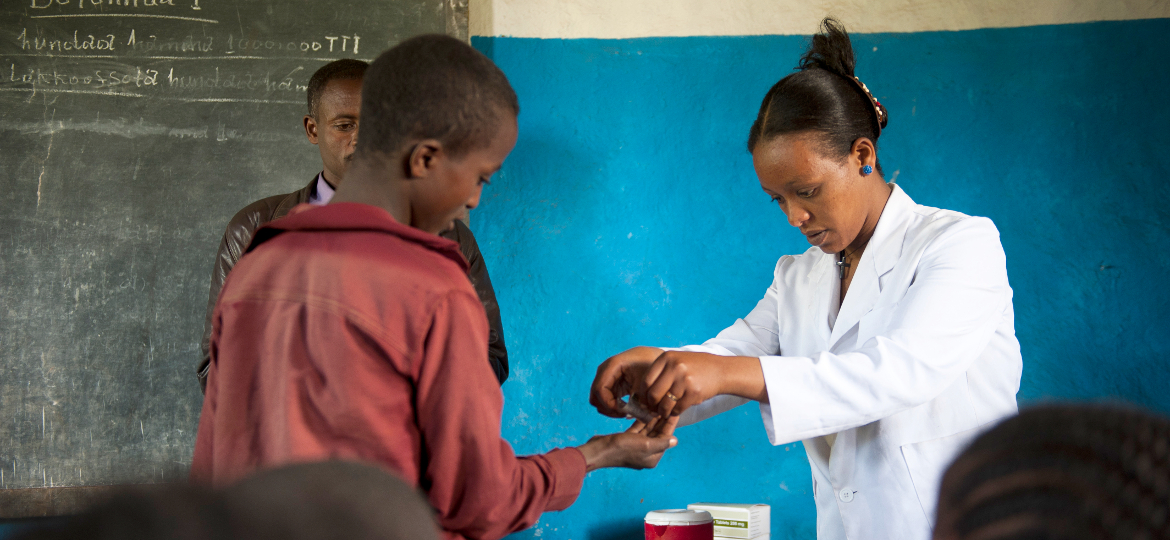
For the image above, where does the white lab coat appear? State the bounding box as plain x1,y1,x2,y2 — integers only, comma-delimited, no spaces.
675,185,1021,540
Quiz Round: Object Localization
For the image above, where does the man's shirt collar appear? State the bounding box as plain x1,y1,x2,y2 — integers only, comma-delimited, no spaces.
308,172,336,206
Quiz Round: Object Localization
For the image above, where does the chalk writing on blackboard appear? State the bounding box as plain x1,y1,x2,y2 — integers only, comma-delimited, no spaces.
6,0,369,103
28,0,205,13
5,5,370,104
13,28,362,56
31,14,218,23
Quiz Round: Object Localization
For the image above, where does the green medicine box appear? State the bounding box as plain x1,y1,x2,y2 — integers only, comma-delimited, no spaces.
685,503,770,539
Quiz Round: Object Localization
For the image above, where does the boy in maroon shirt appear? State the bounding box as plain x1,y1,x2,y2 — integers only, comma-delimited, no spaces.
192,35,677,540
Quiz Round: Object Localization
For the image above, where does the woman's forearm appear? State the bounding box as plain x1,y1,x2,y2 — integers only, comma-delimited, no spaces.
720,356,769,403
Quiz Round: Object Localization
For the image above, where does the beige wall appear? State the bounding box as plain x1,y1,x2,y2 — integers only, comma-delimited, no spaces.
470,0,1170,38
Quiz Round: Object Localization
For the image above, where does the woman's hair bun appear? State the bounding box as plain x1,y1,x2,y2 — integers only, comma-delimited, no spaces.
746,16,885,171
798,18,856,80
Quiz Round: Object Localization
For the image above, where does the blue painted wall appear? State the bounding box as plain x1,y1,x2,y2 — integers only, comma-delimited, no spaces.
472,18,1170,540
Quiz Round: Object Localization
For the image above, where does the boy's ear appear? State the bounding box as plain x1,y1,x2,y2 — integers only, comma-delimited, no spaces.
406,139,444,179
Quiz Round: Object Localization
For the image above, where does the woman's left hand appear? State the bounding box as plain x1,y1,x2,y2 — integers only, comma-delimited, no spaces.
636,352,767,418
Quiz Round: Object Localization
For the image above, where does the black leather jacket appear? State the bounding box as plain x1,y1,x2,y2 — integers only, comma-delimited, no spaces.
198,176,509,392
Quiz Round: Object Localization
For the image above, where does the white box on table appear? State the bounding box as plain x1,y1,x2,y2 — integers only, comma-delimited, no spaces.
686,503,769,539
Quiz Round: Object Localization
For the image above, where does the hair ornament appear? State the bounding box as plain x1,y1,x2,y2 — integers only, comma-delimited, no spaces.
846,76,888,135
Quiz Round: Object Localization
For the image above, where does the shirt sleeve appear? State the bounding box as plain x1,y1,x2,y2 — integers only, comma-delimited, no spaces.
757,217,1012,445
416,289,586,540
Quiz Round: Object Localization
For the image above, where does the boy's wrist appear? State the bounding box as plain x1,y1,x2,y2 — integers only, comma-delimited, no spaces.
577,435,611,472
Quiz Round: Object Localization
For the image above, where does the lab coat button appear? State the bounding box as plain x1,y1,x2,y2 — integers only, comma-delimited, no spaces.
838,488,855,503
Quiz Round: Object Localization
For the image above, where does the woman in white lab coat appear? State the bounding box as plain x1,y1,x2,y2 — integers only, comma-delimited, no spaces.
590,19,1022,540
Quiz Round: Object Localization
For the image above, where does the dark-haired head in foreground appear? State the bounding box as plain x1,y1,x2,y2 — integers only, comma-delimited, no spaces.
935,404,1170,540
18,462,439,540
332,34,520,233
749,17,893,265
223,461,440,540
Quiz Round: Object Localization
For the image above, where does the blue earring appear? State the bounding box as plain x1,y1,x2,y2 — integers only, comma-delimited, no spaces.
862,165,873,175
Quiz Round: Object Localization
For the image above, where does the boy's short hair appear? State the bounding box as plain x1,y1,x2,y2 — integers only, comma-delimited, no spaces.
357,34,519,159
306,59,369,118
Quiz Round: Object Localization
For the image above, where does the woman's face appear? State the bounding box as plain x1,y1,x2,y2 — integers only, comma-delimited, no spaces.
753,133,882,254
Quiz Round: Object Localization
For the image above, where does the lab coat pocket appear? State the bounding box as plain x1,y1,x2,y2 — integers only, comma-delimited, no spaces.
899,426,983,529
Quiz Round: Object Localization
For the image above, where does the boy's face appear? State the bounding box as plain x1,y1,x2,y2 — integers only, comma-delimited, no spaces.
411,117,518,234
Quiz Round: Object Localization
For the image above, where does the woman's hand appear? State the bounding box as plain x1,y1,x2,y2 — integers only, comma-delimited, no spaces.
578,416,680,472
590,346,665,418
637,351,768,418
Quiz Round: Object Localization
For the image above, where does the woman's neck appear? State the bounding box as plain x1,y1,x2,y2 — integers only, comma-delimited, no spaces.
845,181,894,255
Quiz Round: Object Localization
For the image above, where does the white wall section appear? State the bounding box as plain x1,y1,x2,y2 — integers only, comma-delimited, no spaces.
470,0,1170,38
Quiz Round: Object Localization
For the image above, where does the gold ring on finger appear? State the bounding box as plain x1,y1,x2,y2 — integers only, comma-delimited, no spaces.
666,392,679,401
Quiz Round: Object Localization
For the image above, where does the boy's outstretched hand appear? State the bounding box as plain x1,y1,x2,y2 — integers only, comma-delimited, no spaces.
577,416,679,472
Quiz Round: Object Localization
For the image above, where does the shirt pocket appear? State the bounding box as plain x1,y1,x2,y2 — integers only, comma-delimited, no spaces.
899,426,983,529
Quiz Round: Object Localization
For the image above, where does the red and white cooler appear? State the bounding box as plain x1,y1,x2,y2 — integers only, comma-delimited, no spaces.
644,509,715,540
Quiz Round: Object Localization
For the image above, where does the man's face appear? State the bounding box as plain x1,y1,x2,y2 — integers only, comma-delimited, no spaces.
304,77,363,186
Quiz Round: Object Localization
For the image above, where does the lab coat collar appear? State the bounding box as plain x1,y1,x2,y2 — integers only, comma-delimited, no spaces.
801,184,911,281
826,183,913,347
870,183,912,278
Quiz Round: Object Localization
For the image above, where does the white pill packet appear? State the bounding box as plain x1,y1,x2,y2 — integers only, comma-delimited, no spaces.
618,396,656,424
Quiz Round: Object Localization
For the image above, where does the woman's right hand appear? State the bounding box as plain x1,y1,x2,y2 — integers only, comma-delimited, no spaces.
589,346,665,418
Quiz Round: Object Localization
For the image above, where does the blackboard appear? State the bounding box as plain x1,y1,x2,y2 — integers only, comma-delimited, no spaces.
0,0,465,492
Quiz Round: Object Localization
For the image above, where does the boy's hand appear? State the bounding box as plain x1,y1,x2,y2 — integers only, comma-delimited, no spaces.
578,416,679,472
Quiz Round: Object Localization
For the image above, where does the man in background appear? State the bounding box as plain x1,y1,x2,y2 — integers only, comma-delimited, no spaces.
198,59,508,393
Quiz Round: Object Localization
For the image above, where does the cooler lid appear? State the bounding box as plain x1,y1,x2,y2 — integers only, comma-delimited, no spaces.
645,509,713,525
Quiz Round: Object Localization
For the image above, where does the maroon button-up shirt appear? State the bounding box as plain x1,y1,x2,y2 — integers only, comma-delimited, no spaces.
192,202,585,540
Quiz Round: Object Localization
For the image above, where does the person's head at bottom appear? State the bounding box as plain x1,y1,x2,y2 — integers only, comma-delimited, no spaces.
222,461,440,540
331,34,516,235
18,461,438,540
935,404,1170,540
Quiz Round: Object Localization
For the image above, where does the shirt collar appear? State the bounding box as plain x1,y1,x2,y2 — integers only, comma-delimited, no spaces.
865,183,913,276
307,172,336,206
247,202,468,272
